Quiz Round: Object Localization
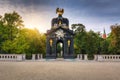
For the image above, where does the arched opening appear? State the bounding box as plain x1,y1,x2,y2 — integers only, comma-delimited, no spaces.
56,40,64,58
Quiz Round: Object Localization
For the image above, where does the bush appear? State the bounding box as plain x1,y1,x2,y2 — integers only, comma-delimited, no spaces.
87,53,94,60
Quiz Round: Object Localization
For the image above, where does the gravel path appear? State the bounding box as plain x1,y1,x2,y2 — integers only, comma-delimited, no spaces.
0,61,120,80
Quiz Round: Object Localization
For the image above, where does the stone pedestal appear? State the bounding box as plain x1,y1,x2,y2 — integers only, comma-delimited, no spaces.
40,54,43,59
32,54,35,60
22,54,26,60
94,55,98,61
77,54,80,59
37,54,40,60
84,54,88,60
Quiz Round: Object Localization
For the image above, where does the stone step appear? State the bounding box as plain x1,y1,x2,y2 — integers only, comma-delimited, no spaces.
56,58,64,61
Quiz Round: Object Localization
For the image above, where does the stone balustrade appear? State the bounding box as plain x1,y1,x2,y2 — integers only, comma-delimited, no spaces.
1,54,120,61
77,54,88,60
97,55,120,61
0,54,25,61
32,54,43,60
77,54,120,61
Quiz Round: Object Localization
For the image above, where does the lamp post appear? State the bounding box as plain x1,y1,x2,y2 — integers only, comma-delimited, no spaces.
68,40,70,54
50,39,53,54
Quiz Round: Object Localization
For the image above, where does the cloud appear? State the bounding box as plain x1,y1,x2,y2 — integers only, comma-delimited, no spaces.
0,0,120,34
2,0,120,17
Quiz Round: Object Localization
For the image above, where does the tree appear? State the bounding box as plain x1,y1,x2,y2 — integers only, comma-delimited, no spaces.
108,24,120,54
100,39,109,54
2,11,23,41
0,11,24,53
72,23,102,59
0,12,46,58
0,15,4,52
20,28,46,58
71,23,86,55
71,23,85,33
86,30,100,59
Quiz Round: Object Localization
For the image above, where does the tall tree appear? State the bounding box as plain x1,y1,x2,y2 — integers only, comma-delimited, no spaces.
71,23,85,33
72,23,102,59
72,23,87,55
21,28,46,57
1,11,24,53
2,11,23,41
108,24,120,54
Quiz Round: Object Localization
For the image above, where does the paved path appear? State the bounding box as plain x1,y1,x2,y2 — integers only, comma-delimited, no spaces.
0,61,120,80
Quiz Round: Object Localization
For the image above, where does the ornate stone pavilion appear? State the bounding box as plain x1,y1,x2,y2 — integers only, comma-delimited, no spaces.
46,8,74,59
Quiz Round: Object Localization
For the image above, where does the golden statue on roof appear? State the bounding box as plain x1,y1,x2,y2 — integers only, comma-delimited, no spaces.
56,8,64,16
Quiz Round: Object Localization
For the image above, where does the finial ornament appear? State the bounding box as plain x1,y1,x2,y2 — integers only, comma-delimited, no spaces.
56,8,64,16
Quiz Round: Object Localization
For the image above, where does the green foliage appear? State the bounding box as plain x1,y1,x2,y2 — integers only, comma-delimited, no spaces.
87,53,94,60
73,23,120,57
100,39,109,54
108,24,120,54
71,23,85,33
57,43,62,53
72,24,99,53
2,11,23,41
1,40,14,53
22,28,46,54
72,23,109,59
0,12,46,57
0,11,24,53
86,30,99,54
1,11,120,59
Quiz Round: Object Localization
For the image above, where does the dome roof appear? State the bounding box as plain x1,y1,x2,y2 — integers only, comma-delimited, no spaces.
51,8,69,29
51,17,69,27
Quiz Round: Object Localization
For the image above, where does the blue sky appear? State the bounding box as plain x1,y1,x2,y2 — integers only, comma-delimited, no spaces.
0,0,120,34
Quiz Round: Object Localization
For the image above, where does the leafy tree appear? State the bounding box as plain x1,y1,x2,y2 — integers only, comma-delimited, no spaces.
108,24,120,54
71,23,85,33
100,39,109,54
0,15,3,52
0,11,24,53
2,11,23,41
0,11,46,58
21,28,46,58
72,23,86,54
86,30,101,59
72,23,102,59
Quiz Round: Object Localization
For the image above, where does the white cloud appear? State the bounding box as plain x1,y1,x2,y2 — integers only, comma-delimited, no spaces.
1,0,119,34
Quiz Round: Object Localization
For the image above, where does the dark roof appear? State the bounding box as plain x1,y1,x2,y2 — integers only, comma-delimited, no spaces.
51,17,69,27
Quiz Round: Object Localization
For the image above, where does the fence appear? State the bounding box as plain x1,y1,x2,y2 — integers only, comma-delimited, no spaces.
0,54,25,61
32,54,43,60
77,54,120,61
77,54,88,60
96,55,120,61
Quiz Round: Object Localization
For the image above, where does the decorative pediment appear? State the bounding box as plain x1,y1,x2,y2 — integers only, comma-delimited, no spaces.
46,27,74,35
55,29,65,38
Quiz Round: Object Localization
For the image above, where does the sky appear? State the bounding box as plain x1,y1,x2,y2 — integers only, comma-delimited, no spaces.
0,0,120,34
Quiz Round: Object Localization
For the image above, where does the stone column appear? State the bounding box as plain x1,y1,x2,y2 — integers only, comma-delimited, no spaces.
77,54,79,59
84,54,88,60
17,55,23,61
22,54,26,60
97,55,103,61
32,54,35,60
37,54,40,60
40,54,43,59
80,54,83,60
94,55,98,61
